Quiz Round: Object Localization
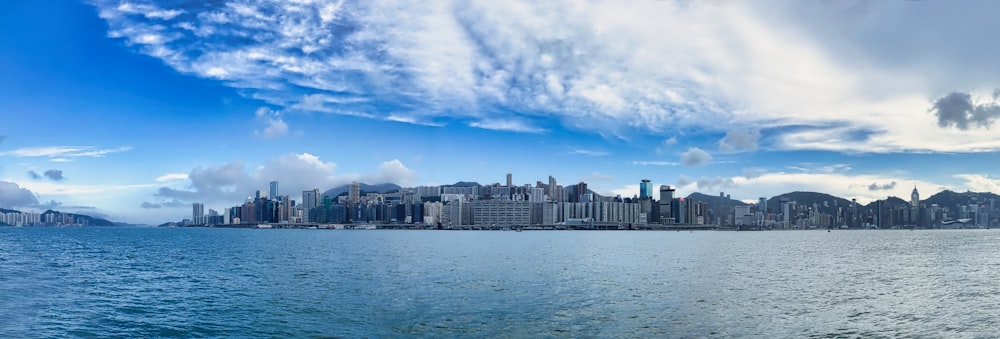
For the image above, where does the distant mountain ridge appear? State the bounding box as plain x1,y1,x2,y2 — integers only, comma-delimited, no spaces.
763,191,852,215
322,183,402,199
687,192,748,215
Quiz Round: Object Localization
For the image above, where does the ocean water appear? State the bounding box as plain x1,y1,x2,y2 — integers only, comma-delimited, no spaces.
2,227,1000,337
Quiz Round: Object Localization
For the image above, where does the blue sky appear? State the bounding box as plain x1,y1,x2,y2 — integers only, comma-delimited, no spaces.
3,0,1000,224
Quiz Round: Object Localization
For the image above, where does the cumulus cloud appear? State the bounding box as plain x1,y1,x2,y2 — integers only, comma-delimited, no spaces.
954,174,1000,193
151,153,418,204
28,171,42,180
867,181,897,191
254,107,288,139
44,169,64,181
930,91,1000,130
0,181,40,208
680,147,712,166
719,128,761,152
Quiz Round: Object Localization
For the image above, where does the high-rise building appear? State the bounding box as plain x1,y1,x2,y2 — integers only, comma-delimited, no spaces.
911,187,919,207
659,185,675,224
303,189,319,210
350,181,361,204
639,179,653,199
548,176,557,201
576,182,588,202
506,173,513,187
269,180,279,200
192,202,204,225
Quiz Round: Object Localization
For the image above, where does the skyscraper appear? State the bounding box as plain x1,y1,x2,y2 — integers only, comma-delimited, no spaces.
911,187,919,207
576,182,588,202
192,202,204,225
659,185,675,224
506,173,512,187
639,179,653,199
547,176,557,201
269,180,279,200
350,181,361,204
303,189,319,210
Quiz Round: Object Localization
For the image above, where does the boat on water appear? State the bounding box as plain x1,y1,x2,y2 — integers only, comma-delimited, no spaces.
256,224,273,229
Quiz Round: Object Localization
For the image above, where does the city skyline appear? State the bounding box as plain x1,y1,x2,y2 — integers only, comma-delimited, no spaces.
4,1,1000,225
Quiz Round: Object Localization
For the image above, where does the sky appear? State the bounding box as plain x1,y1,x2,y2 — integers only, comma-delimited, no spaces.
3,0,1000,224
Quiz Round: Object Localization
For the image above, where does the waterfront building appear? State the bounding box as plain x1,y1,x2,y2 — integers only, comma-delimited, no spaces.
269,180,279,200
302,189,319,221
474,200,531,226
659,185,675,224
192,202,204,225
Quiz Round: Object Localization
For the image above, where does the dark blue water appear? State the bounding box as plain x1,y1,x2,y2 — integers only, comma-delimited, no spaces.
3,227,1000,337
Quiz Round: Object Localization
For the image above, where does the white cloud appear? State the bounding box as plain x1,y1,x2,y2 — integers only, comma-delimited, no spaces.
253,107,289,139
155,173,189,182
89,0,1000,152
152,153,418,204
955,174,1000,193
13,180,157,196
569,149,609,157
680,147,712,166
469,119,545,133
0,146,131,158
631,161,679,166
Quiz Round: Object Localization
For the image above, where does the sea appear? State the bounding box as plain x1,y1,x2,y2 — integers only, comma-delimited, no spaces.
2,227,1000,338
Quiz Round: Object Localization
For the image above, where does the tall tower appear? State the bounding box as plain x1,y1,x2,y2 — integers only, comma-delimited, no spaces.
659,185,675,224
639,179,653,199
506,173,512,187
192,202,204,225
269,180,279,200
548,176,557,201
350,181,361,204
303,189,319,210
911,187,919,207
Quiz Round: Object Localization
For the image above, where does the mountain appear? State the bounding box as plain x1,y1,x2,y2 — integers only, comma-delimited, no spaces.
766,191,852,215
923,190,1000,211
864,196,909,209
448,181,481,187
322,183,402,199
687,192,748,215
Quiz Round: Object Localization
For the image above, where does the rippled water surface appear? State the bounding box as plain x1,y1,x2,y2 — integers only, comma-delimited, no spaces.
3,227,1000,337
